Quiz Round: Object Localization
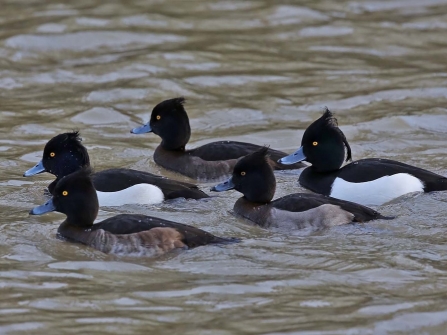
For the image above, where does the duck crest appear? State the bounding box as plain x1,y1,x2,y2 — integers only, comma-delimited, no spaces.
66,130,81,142
173,96,186,109
236,146,271,173
56,131,84,152
321,108,352,162
70,131,90,162
322,107,338,128
250,146,270,162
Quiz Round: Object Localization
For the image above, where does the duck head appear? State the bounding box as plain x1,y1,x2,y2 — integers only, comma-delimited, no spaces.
211,147,276,204
279,108,352,172
131,97,191,151
30,167,99,227
23,131,90,178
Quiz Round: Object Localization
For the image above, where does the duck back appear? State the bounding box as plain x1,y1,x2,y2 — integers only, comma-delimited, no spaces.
335,158,447,191
92,168,208,199
270,193,391,222
190,141,304,170
92,214,233,246
58,215,234,256
59,223,186,256
154,141,304,181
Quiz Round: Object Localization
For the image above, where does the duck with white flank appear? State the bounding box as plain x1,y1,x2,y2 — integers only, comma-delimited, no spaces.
279,108,447,206
24,132,208,206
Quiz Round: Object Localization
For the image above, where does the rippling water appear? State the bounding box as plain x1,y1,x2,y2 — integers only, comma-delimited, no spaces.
2,0,447,334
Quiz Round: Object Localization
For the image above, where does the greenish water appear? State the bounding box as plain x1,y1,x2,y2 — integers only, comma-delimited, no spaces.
1,0,447,334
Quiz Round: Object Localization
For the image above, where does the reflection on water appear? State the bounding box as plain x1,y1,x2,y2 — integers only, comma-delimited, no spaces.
2,0,447,333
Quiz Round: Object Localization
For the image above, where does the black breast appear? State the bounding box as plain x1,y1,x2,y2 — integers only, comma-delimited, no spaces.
233,198,272,228
299,168,337,195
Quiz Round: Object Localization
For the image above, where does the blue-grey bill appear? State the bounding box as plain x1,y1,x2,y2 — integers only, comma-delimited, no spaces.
131,122,152,134
30,198,56,215
210,177,235,192
23,160,46,177
278,146,306,165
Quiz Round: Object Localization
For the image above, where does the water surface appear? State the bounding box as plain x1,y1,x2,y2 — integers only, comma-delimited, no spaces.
1,0,447,334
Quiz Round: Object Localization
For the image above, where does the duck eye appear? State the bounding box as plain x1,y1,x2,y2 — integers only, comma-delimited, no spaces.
62,191,68,196
312,141,318,146
50,152,55,157
241,171,246,176
156,115,161,120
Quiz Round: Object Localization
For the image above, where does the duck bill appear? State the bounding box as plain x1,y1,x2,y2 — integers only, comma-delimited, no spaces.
210,177,235,192
30,198,56,215
278,146,306,165
23,160,46,177
131,122,152,134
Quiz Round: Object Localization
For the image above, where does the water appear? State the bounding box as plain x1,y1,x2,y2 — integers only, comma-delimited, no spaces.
1,0,447,333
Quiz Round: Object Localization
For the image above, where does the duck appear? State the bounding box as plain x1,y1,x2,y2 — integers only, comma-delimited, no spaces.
130,97,305,181
23,131,208,206
29,168,234,256
278,108,447,206
210,147,391,231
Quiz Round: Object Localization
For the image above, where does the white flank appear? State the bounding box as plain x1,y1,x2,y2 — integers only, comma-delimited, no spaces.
96,184,164,207
330,173,424,206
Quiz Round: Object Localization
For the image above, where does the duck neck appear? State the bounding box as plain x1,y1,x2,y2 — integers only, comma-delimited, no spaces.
160,127,189,151
158,117,191,151
310,164,340,173
234,197,271,228
61,203,98,233
58,220,94,245
160,140,187,151
243,196,270,205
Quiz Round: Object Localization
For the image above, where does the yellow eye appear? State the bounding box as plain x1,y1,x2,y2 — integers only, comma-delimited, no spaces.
156,115,161,120
312,141,318,146
50,152,55,157
62,191,68,196
241,171,246,176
